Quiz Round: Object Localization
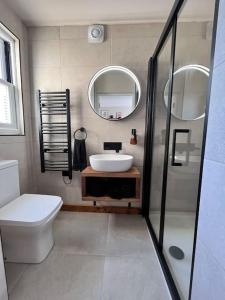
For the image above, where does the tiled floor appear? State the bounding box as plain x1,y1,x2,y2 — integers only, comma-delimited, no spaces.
5,212,171,300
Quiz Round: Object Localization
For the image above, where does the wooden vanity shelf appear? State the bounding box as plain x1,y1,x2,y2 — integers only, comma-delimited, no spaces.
81,167,141,206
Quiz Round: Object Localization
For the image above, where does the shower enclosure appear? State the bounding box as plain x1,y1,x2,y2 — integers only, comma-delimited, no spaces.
142,0,219,299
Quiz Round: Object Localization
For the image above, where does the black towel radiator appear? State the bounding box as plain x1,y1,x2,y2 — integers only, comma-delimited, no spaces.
39,89,72,179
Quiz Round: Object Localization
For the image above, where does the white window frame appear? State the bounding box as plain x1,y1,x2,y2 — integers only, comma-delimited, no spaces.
0,22,24,135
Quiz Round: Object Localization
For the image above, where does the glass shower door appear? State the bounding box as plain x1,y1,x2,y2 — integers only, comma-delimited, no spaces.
162,2,215,298
148,31,173,240
145,0,217,299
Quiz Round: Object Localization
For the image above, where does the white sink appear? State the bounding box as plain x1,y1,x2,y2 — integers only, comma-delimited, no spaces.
89,154,133,172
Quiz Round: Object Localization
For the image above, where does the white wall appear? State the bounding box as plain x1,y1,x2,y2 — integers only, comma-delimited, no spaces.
0,0,35,194
191,0,225,298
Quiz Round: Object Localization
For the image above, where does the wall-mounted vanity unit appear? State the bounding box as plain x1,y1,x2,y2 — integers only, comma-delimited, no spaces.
81,166,140,207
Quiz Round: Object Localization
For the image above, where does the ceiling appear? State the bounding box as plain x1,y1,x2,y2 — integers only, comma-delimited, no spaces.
4,0,215,27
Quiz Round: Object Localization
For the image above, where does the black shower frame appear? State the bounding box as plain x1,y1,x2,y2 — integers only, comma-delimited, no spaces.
142,0,220,299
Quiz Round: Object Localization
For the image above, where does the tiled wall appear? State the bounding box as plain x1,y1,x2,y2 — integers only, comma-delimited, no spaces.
29,24,164,206
0,0,35,194
29,22,213,208
192,0,225,298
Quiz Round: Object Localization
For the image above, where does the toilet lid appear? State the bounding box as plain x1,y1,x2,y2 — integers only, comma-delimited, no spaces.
0,194,62,227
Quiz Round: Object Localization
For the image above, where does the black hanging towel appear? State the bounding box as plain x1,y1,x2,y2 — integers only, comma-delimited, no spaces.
73,128,87,171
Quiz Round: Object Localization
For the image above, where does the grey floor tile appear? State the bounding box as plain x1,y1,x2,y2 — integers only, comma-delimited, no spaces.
101,256,171,300
5,262,28,294
106,214,153,257
7,212,169,300
54,211,109,255
9,250,105,300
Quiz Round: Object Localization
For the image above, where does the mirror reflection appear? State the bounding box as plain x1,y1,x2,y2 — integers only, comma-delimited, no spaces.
164,65,210,120
88,66,141,120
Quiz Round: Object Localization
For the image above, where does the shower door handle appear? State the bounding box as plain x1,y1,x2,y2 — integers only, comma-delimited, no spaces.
171,129,190,166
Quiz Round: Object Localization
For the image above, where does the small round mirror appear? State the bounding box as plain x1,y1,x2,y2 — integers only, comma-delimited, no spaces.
88,66,141,120
164,65,210,121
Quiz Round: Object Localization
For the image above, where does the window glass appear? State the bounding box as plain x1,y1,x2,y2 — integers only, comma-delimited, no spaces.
0,23,24,135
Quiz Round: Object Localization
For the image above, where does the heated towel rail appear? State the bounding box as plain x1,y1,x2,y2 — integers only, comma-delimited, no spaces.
38,89,72,179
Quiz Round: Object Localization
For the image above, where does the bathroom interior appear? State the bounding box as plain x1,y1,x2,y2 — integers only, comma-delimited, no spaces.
0,0,224,299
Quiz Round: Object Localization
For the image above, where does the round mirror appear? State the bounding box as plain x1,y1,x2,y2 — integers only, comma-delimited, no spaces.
88,66,141,120
164,65,210,121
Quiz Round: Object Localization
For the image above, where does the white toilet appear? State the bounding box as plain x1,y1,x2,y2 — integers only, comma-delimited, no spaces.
0,160,62,263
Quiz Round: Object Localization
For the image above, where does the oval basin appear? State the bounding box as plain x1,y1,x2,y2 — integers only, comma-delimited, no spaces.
89,154,133,172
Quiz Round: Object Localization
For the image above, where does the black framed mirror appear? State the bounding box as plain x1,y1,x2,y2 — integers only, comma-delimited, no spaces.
88,66,141,121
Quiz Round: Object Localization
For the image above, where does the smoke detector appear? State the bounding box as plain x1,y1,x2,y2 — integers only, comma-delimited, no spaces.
88,25,104,43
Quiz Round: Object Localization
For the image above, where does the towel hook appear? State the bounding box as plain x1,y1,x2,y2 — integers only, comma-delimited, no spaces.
73,127,87,140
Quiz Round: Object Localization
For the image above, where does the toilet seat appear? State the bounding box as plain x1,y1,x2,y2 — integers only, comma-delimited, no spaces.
0,194,62,227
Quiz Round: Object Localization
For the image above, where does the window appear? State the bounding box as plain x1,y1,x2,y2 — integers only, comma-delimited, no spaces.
0,23,24,135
